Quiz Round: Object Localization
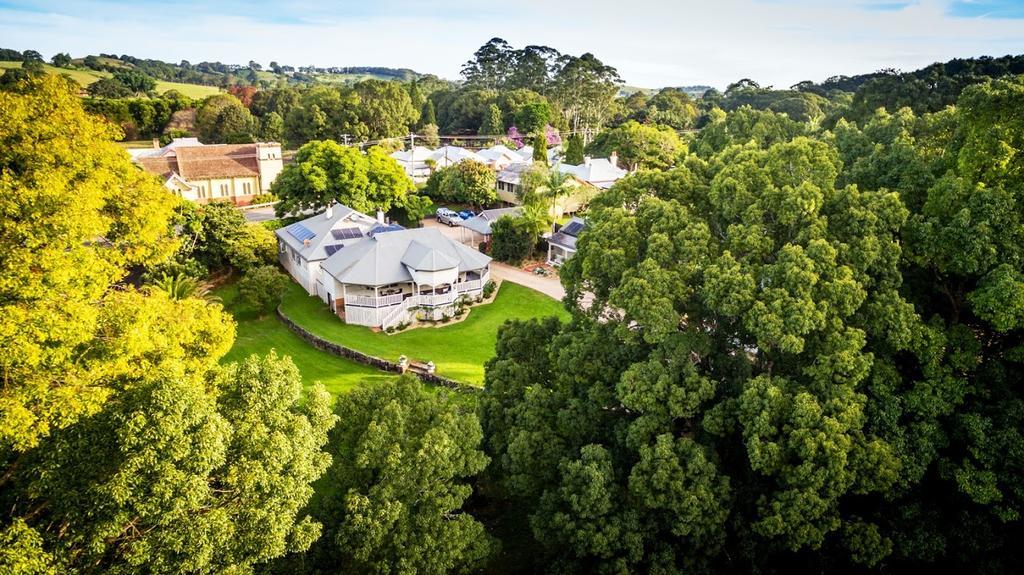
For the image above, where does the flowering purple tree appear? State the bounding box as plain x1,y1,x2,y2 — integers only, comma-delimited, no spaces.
545,124,562,146
507,125,525,148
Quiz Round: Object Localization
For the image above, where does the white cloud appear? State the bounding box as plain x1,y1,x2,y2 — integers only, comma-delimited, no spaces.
0,0,1021,89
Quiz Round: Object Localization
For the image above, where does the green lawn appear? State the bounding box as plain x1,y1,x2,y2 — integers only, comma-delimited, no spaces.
0,61,221,98
217,283,394,397
280,280,570,385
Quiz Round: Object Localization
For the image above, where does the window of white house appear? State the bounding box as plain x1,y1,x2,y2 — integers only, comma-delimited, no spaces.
242,182,252,194
220,183,230,196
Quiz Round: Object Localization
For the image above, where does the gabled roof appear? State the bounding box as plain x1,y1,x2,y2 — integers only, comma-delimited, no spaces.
477,145,523,164
390,146,435,163
323,227,491,286
175,144,261,179
274,204,380,261
460,207,522,236
557,158,627,189
134,138,279,182
428,146,486,166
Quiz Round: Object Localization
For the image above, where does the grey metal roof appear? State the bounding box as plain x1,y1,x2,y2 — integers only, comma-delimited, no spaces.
459,207,522,236
274,204,380,262
401,240,459,271
322,227,491,286
496,162,532,184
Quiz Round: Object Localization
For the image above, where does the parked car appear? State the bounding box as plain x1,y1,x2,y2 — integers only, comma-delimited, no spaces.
458,210,475,220
436,207,461,226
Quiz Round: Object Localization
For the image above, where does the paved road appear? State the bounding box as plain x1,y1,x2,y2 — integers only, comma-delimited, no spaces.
242,206,278,222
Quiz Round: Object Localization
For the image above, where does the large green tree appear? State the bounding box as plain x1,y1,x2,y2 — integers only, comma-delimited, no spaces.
0,75,178,451
318,376,494,574
272,140,413,216
585,120,683,170
196,94,258,143
354,79,418,139
483,137,923,571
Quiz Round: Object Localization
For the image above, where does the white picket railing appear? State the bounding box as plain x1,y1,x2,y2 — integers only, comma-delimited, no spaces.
347,293,407,308
456,279,482,293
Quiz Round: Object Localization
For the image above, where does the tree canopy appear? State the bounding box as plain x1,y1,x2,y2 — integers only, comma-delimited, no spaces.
272,141,414,216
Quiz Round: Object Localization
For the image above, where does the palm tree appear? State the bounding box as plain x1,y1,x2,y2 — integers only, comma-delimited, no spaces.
520,202,553,258
540,168,574,220
153,273,220,303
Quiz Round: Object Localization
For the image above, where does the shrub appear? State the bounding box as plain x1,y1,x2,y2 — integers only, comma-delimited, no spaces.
226,223,278,272
250,192,277,204
490,216,533,264
482,280,497,299
238,265,290,314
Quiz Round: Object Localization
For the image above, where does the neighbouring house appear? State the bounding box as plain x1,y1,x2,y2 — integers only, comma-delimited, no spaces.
134,138,284,205
476,144,524,171
428,145,487,168
496,163,533,204
548,216,586,264
389,146,435,182
458,207,523,245
276,204,492,329
557,153,627,189
496,160,601,219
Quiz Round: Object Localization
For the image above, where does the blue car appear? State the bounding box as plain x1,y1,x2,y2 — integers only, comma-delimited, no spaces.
458,210,475,220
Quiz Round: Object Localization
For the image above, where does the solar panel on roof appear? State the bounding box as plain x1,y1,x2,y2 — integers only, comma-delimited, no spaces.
285,222,316,242
562,221,584,236
368,223,405,237
324,244,344,256
330,227,363,240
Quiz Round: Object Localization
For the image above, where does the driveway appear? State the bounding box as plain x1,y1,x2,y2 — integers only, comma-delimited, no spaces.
490,262,565,300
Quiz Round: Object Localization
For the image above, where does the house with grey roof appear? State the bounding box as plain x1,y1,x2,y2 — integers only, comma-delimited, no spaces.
547,217,586,264
276,203,492,329
458,207,523,245
274,204,383,300
321,227,492,328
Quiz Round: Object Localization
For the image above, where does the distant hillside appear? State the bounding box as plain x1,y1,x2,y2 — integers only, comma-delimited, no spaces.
0,61,221,98
619,84,714,98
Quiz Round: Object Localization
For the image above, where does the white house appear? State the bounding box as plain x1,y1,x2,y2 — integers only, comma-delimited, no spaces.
557,154,627,189
276,205,492,329
476,144,525,171
389,146,435,181
428,145,487,168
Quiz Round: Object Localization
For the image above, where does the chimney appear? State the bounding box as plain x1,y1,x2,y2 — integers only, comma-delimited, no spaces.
376,210,386,225
583,156,592,167
325,204,333,219
152,137,160,149
609,151,618,168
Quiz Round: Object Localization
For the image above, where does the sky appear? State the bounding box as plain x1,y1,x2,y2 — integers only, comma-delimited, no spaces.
1,0,1022,89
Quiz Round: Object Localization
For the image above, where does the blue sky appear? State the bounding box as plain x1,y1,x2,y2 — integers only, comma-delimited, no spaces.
1,0,1022,88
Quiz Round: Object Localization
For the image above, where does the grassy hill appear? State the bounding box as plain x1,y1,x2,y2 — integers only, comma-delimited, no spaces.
0,61,221,98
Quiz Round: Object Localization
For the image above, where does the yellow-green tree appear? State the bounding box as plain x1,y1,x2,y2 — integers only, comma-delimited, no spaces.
0,75,179,451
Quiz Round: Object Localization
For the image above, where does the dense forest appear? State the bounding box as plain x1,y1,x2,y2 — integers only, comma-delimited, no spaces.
1,37,1023,574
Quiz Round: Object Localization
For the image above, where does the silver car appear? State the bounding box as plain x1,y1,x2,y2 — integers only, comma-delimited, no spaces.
436,207,461,227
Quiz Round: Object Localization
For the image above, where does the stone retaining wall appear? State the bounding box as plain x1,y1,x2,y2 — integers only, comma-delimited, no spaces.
276,307,480,394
